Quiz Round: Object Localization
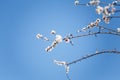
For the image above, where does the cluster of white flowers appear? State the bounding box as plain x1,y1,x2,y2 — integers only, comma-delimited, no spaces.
88,0,100,6
36,30,63,52
95,1,119,24
54,59,69,73
96,5,116,16
117,28,120,32
36,33,49,41
45,34,62,52
82,18,101,31
74,0,79,6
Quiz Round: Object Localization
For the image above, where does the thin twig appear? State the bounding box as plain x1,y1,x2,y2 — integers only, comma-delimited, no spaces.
67,50,120,66
66,73,71,80
78,3,87,6
115,4,120,6
115,10,120,13
108,16,120,18
63,31,120,40
99,26,117,32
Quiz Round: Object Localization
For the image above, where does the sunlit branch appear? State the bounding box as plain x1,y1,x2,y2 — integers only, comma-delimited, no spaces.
67,50,120,66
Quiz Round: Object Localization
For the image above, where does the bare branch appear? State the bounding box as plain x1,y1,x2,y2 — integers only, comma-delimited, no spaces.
63,31,120,41
67,50,120,66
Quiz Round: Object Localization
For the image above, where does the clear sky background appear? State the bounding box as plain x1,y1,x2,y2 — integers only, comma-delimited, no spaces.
0,0,120,80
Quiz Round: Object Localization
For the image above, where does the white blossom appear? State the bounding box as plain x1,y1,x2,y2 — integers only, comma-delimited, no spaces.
94,18,101,26
51,30,56,35
103,6,111,16
111,7,116,14
82,18,101,31
45,35,62,52
111,1,118,7
74,0,79,6
89,0,100,5
54,60,67,66
36,33,43,39
77,29,81,33
43,37,49,41
82,27,87,31
117,28,120,32
55,35,62,43
96,6,103,14
81,22,95,31
64,38,70,43
54,59,70,73
88,22,95,28
45,46,53,52
102,16,110,24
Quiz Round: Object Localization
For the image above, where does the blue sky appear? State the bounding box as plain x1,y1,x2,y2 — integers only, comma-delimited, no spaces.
0,0,120,80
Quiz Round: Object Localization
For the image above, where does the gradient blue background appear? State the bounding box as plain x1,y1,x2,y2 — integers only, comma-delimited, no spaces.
0,0,120,80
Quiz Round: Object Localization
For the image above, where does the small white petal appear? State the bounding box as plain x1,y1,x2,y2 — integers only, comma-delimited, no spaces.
77,29,81,33
94,18,101,26
89,0,100,5
55,35,62,43
44,37,49,41
51,30,56,35
82,27,87,31
117,28,120,32
64,38,70,43
74,0,79,5
45,46,53,52
96,6,103,14
54,60,66,66
36,34,43,39
102,16,110,24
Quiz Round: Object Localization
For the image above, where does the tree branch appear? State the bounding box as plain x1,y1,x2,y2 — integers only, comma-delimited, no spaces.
67,50,120,66
63,31,120,40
